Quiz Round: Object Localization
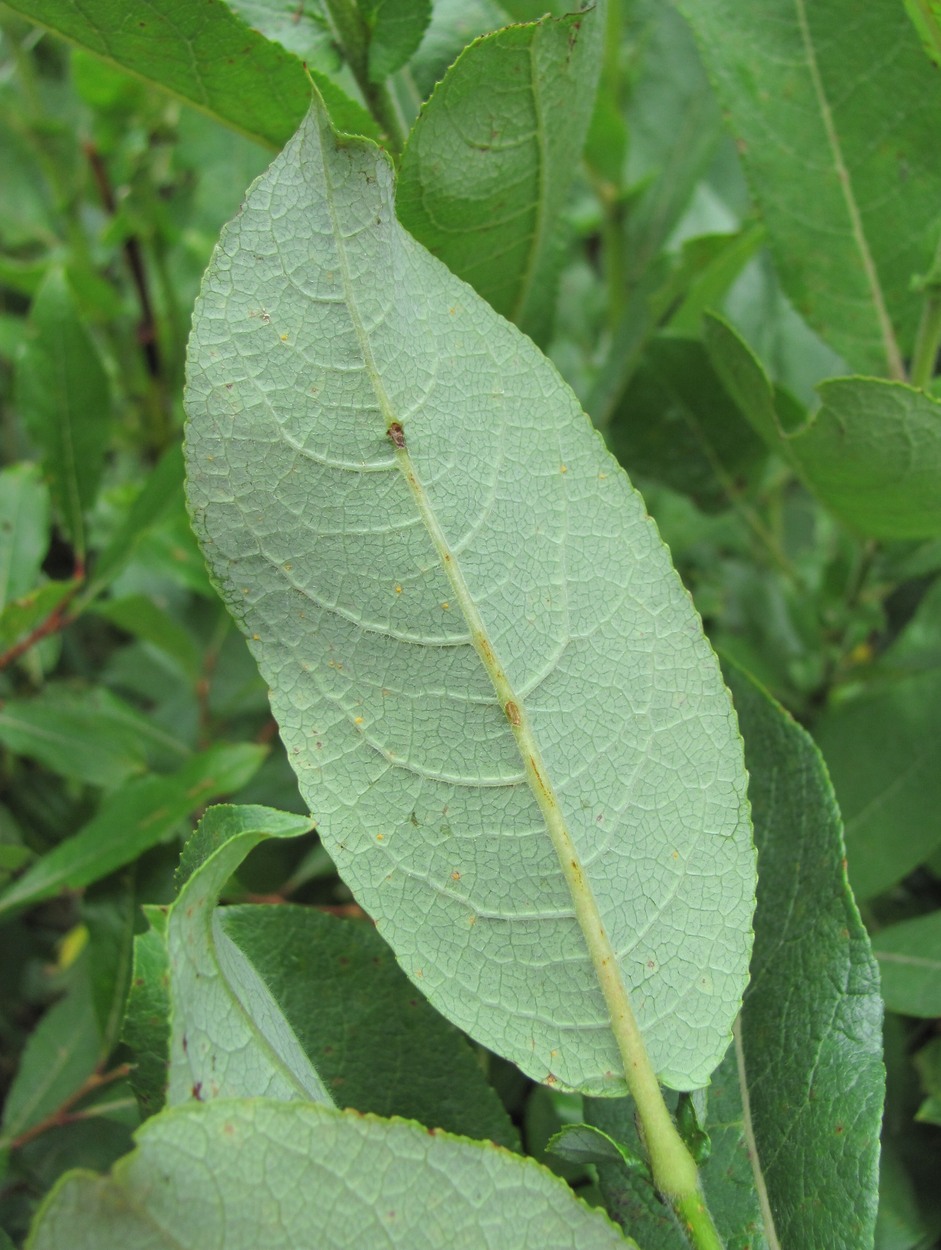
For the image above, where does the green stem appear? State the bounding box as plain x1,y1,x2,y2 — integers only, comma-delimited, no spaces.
910,281,941,390
675,1191,726,1250
322,0,407,155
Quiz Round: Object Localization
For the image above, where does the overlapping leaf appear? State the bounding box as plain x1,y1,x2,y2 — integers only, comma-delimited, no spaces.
587,670,884,1249
26,1100,634,1250
184,98,754,1095
704,313,941,540
397,6,603,343
679,0,941,377
2,0,375,147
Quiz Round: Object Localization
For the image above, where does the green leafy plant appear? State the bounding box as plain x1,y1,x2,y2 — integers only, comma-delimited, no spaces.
1,1,940,1247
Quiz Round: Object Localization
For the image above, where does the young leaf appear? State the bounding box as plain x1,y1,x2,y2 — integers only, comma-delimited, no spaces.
15,270,111,560
0,744,266,920
873,912,941,1018
184,98,754,1096
26,1100,636,1250
164,805,324,1106
397,6,603,344
3,0,376,148
0,463,50,613
704,313,941,539
678,0,941,377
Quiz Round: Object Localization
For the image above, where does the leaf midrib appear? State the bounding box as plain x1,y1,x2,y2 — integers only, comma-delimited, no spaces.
317,116,654,1097
792,0,905,380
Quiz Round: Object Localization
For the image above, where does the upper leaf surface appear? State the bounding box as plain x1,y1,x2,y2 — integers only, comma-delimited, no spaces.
704,314,941,540
2,0,376,147
727,668,883,1250
678,0,941,377
26,1099,633,1250
15,269,111,558
184,99,754,1094
220,904,518,1145
397,8,603,343
0,464,49,613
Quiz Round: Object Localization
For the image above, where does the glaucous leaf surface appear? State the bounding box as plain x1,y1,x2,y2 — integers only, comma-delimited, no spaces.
679,0,941,377
165,805,323,1106
397,7,603,344
2,0,375,147
873,913,941,1018
704,313,941,539
221,904,518,1145
184,99,754,1094
588,670,884,1249
15,270,110,559
0,744,265,920
26,1100,635,1250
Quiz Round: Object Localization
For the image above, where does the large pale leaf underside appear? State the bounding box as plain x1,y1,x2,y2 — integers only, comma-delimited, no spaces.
184,101,754,1093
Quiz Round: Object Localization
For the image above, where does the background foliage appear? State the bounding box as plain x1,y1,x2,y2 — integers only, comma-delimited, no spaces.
0,0,940,1246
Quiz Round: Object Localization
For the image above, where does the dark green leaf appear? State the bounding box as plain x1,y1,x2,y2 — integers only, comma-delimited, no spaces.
90,596,201,678
0,968,100,1149
85,445,185,597
121,907,171,1117
0,463,49,613
872,913,941,1018
678,0,941,377
705,313,941,539
397,7,603,343
0,684,186,788
2,0,377,147
609,336,767,513
728,667,883,1249
367,0,431,81
0,581,78,658
83,884,137,1058
0,744,266,920
814,670,941,900
546,1122,647,1174
220,903,519,1146
15,270,111,559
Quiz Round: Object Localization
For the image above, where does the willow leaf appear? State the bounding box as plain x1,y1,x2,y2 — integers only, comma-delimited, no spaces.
184,98,754,1095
